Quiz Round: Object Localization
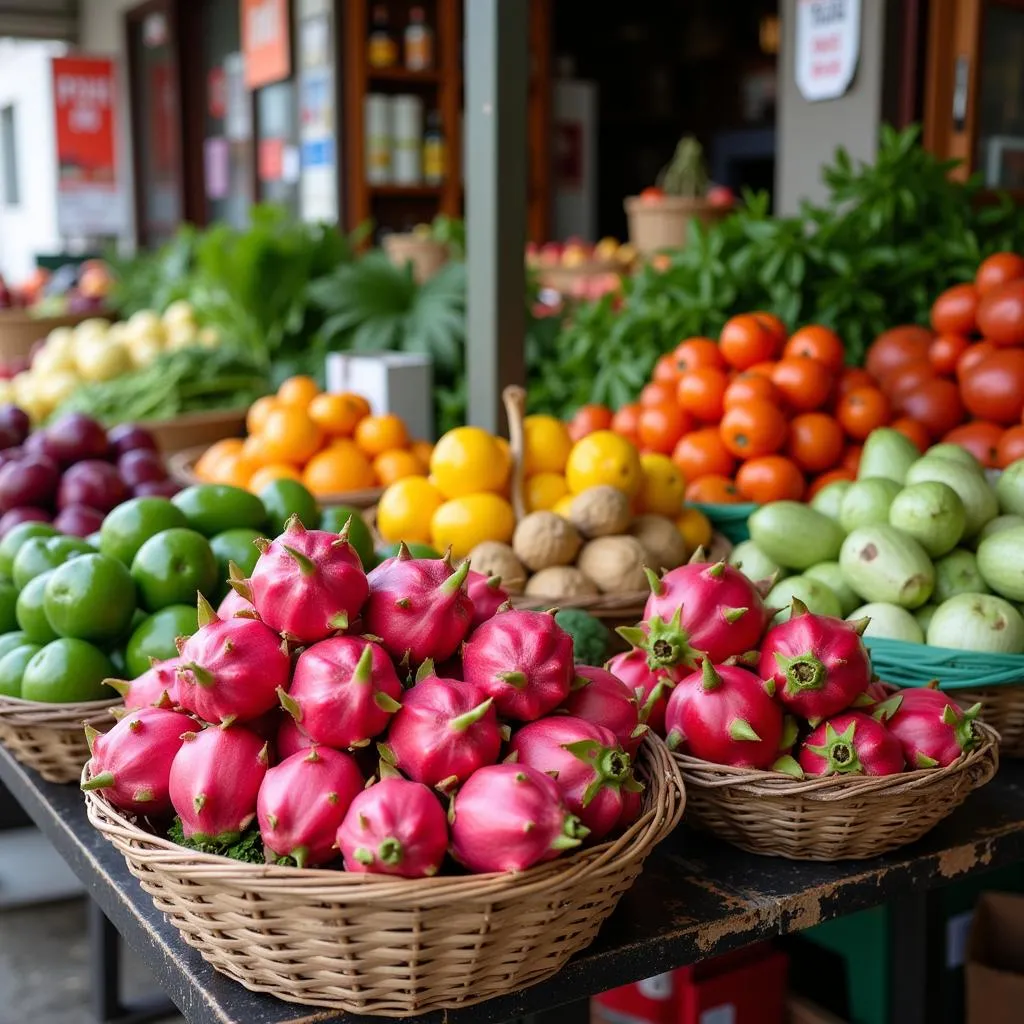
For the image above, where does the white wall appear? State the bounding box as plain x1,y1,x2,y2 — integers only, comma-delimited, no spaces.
0,38,66,282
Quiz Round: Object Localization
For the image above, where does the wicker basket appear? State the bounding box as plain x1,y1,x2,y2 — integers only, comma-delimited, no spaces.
0,695,119,784
672,722,999,861
144,409,248,455
167,446,383,509
84,736,684,1015
953,687,1024,758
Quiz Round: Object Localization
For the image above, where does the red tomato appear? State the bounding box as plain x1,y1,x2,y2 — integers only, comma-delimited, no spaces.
640,186,665,202
639,381,677,407
930,283,979,336
957,340,996,380
723,372,780,409
719,314,782,370
752,312,788,347
675,367,729,423
836,367,877,398
673,337,725,374
735,455,805,504
569,404,613,442
610,402,641,443
637,403,692,454
976,252,1024,296
786,412,845,473
685,474,743,504
960,349,1024,424
808,467,856,498
899,379,964,439
652,354,680,383
865,326,932,382
836,387,891,441
891,417,931,453
997,425,1024,468
928,334,970,376
841,445,863,474
783,325,846,372
883,361,936,401
672,428,736,481
771,357,834,412
942,422,1003,469
976,279,1024,347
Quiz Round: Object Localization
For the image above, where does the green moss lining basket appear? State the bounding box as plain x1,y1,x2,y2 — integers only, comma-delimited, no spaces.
865,636,1024,758
689,502,756,544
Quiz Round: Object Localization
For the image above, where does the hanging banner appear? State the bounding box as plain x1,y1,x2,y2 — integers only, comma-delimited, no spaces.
241,0,291,90
794,0,861,102
51,55,126,235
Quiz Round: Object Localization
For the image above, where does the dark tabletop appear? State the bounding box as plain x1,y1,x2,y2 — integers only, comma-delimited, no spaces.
3,744,1024,1024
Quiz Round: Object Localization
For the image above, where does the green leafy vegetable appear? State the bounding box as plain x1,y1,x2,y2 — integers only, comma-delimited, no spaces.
167,816,267,863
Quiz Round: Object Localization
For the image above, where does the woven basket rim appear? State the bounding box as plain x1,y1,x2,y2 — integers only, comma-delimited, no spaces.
0,693,120,727
84,734,684,899
674,721,999,799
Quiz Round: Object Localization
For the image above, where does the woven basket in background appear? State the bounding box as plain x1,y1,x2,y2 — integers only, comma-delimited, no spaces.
84,736,684,1015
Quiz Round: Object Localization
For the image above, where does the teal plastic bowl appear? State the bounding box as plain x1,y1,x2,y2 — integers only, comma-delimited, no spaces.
689,502,757,544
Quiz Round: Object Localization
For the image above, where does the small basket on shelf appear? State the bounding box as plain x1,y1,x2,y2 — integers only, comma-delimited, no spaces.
84,736,684,1016
0,695,120,784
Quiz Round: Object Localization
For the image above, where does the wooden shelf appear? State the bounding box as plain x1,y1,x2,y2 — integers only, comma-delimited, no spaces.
368,66,443,83
370,184,444,197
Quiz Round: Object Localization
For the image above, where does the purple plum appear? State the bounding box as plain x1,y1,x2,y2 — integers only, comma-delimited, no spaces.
53,504,105,538
107,423,158,456
57,460,128,513
117,449,167,487
0,507,52,537
132,479,180,499
0,456,60,512
44,412,110,464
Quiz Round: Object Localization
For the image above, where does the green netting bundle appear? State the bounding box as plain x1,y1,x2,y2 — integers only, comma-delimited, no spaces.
865,636,1024,690
691,503,757,544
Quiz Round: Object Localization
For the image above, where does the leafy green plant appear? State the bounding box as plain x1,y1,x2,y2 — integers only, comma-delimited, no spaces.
106,227,199,317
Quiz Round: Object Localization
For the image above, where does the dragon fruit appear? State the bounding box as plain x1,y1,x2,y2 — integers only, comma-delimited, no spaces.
758,602,872,724
619,559,769,671
105,657,181,710
799,712,905,777
509,716,641,840
559,665,647,755
276,715,315,759
175,598,291,725
450,763,588,873
617,786,643,829
81,707,196,815
379,672,501,790
664,660,784,770
461,608,574,721
873,687,981,768
169,724,269,843
605,647,679,735
465,570,510,629
336,778,448,878
362,546,474,664
257,748,364,867
217,587,253,619
281,637,402,749
241,515,369,644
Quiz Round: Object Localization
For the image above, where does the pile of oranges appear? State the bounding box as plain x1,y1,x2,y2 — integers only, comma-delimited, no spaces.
194,376,430,497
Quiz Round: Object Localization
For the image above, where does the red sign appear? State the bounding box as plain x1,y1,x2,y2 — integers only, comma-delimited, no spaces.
241,0,291,90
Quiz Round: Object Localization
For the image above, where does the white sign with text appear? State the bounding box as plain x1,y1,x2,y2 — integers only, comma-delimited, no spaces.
795,0,861,102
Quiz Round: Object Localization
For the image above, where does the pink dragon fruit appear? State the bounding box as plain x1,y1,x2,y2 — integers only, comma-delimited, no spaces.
461,608,574,721
799,712,905,777
336,778,449,878
257,747,364,867
241,515,369,644
81,707,196,815
873,687,981,768
619,559,769,671
617,786,643,829
168,724,269,843
559,665,647,755
175,598,291,725
362,546,474,664
757,601,871,724
379,672,502,790
605,647,680,736
664,660,784,770
281,637,402,749
217,587,253,619
465,570,510,629
276,715,315,759
105,657,181,711
509,716,641,840
450,763,588,873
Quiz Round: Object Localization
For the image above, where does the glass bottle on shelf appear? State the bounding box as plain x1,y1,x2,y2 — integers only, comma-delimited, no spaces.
368,4,397,69
404,6,433,71
423,110,445,186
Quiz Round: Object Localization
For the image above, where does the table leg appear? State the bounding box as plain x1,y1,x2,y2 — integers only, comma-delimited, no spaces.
888,888,945,1024
88,899,178,1024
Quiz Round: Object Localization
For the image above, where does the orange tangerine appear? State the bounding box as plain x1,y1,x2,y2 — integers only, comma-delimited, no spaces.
246,395,279,435
248,463,303,493
354,413,409,457
194,438,244,482
409,438,433,470
210,451,253,489
309,392,371,437
241,433,275,469
276,375,320,407
259,406,325,465
373,449,424,486
302,443,375,495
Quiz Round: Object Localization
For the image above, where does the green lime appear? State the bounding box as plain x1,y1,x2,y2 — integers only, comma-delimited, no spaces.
0,522,59,577
86,531,102,549
21,638,115,703
131,528,218,611
209,529,263,595
16,572,59,644
0,578,17,634
109,647,127,677
99,497,189,565
12,536,93,590
172,484,268,537
43,553,137,643
0,631,28,660
259,479,320,535
322,505,376,569
375,541,440,562
125,604,198,678
0,644,42,698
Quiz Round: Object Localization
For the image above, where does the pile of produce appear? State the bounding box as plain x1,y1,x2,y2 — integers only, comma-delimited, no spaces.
612,556,983,776
83,519,649,875
0,409,177,539
194,377,427,497
736,427,1024,653
0,259,110,318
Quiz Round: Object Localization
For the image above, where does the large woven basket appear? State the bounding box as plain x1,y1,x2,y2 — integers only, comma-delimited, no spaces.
953,687,1024,758
0,695,119,783
85,737,684,1015
672,722,999,861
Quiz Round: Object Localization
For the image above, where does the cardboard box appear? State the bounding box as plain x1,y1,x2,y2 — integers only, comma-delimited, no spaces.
965,892,1024,1024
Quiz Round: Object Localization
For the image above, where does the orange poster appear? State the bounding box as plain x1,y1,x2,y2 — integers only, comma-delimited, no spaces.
241,0,291,90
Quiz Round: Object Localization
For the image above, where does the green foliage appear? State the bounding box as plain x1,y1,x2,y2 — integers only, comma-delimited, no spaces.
554,608,612,667
538,125,1024,418
167,816,266,863
106,227,199,317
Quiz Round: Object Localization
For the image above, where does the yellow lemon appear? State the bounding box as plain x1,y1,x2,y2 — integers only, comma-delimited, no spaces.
376,476,444,545
430,493,515,559
677,506,713,552
429,427,509,499
552,495,575,519
522,415,572,476
524,472,569,512
638,453,686,517
565,430,643,497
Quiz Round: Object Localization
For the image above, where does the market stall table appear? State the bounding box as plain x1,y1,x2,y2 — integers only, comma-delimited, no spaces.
2,741,1024,1024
